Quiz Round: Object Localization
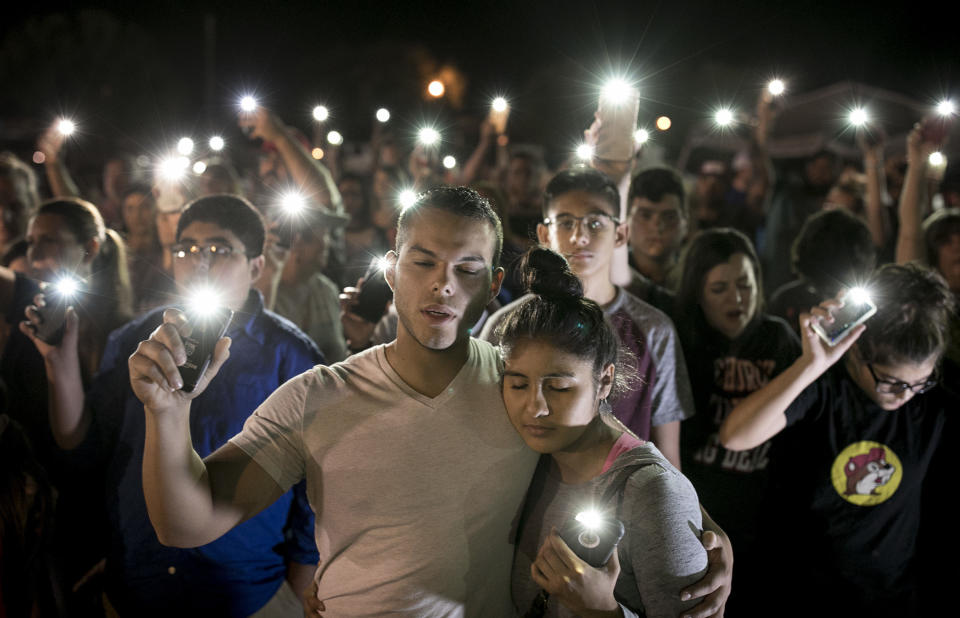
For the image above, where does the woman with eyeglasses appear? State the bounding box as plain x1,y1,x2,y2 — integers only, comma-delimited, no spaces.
719,262,955,617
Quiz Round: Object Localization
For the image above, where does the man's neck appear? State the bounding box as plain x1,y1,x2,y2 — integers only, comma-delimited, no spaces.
631,251,672,286
385,330,471,399
580,271,618,307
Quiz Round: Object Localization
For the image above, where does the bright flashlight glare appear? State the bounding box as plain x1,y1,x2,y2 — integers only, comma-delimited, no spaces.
192,161,207,175
326,130,343,146
240,96,258,112
656,116,672,131
442,155,457,169
54,276,80,298
313,105,329,122
576,143,594,161
376,108,391,123
376,257,391,272
767,79,786,96
177,137,194,156
634,129,649,144
936,100,955,116
427,80,445,97
311,147,324,160
418,127,440,146
186,286,222,317
492,96,508,112
281,192,307,215
847,287,871,305
601,78,632,104
929,151,946,167
208,136,225,151
575,510,603,530
714,108,735,126
57,119,76,136
158,156,190,181
848,108,869,126
398,189,417,210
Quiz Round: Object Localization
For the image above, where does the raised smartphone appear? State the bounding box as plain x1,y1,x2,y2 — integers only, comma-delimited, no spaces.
811,294,877,346
558,511,625,569
179,305,234,392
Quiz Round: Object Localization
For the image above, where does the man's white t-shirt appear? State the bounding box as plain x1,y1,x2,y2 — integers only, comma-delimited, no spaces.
230,338,537,617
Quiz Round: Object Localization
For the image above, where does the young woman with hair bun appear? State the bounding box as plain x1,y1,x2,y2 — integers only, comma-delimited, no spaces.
496,246,721,618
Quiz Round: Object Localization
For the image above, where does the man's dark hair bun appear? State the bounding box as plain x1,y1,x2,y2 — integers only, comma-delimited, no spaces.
522,246,583,300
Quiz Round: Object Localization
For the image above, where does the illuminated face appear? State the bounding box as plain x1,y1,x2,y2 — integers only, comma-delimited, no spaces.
25,213,89,283
122,192,156,237
848,354,939,411
386,208,501,351
629,194,687,262
173,221,263,311
537,190,626,284
502,339,612,454
700,252,759,340
935,231,960,293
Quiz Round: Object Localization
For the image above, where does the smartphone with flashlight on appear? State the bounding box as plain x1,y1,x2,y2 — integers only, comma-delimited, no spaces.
33,278,84,345
811,289,877,347
353,258,394,324
558,510,625,569
596,85,640,161
179,305,234,392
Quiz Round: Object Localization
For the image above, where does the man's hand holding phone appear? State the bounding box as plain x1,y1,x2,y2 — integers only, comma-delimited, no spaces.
128,308,232,413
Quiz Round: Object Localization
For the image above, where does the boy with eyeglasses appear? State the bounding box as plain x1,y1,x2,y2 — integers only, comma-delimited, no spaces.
23,195,323,616
481,168,695,468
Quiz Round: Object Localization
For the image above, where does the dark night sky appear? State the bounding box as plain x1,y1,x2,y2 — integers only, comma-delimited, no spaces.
2,0,956,163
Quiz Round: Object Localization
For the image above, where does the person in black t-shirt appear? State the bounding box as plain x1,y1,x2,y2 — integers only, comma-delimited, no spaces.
720,263,955,617
673,228,800,616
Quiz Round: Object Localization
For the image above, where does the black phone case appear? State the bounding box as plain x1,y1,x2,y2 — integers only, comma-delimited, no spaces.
558,515,625,568
35,288,76,345
179,306,234,392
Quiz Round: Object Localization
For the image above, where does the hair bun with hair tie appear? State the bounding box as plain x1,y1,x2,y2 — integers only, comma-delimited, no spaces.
521,246,584,301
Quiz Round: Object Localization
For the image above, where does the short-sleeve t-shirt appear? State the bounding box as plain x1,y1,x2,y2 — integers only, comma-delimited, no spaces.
761,364,949,610
230,338,538,617
679,315,800,547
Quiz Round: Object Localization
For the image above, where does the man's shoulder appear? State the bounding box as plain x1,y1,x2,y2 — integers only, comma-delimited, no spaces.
614,287,675,332
259,309,324,360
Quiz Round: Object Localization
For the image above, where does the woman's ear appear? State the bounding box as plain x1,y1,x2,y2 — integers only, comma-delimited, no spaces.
82,237,101,265
597,362,616,400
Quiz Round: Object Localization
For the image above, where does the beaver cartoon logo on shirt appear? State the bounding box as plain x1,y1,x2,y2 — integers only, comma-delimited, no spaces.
830,441,903,506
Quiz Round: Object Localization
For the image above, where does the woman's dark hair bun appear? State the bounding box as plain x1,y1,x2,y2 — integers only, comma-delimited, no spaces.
521,246,583,300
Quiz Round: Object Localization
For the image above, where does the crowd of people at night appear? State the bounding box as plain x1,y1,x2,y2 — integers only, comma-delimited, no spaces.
1,68,958,618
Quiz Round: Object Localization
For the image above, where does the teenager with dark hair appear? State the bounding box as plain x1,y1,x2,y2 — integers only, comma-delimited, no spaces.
768,208,877,333
483,169,694,469
499,247,708,618
21,194,323,616
128,186,731,617
720,262,956,616
673,228,800,614
625,167,687,311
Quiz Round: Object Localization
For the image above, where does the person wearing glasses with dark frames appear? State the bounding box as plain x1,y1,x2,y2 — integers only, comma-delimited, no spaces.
719,262,956,617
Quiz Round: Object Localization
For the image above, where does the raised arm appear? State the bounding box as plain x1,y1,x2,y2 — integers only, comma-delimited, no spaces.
860,136,890,249
130,308,284,547
895,123,938,264
719,299,862,451
243,107,343,214
37,125,82,199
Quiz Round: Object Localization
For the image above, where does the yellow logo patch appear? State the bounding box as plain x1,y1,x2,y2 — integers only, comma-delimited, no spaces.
830,441,902,506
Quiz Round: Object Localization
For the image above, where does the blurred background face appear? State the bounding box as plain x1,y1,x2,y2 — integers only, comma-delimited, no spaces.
805,155,836,189
936,232,960,292
338,178,366,220
103,158,129,200
258,152,289,189
629,194,687,263
25,213,88,282
700,252,758,339
122,191,156,237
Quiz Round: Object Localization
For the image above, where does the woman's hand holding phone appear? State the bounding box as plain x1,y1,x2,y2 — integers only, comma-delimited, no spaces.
799,296,866,377
530,528,621,617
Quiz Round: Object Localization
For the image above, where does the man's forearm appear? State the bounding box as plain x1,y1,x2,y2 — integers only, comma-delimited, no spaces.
274,132,341,212
44,158,81,199
142,404,232,547
895,160,927,264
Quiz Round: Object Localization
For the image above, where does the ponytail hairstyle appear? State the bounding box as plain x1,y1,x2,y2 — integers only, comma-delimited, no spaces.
35,198,133,323
856,263,954,367
494,246,635,399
